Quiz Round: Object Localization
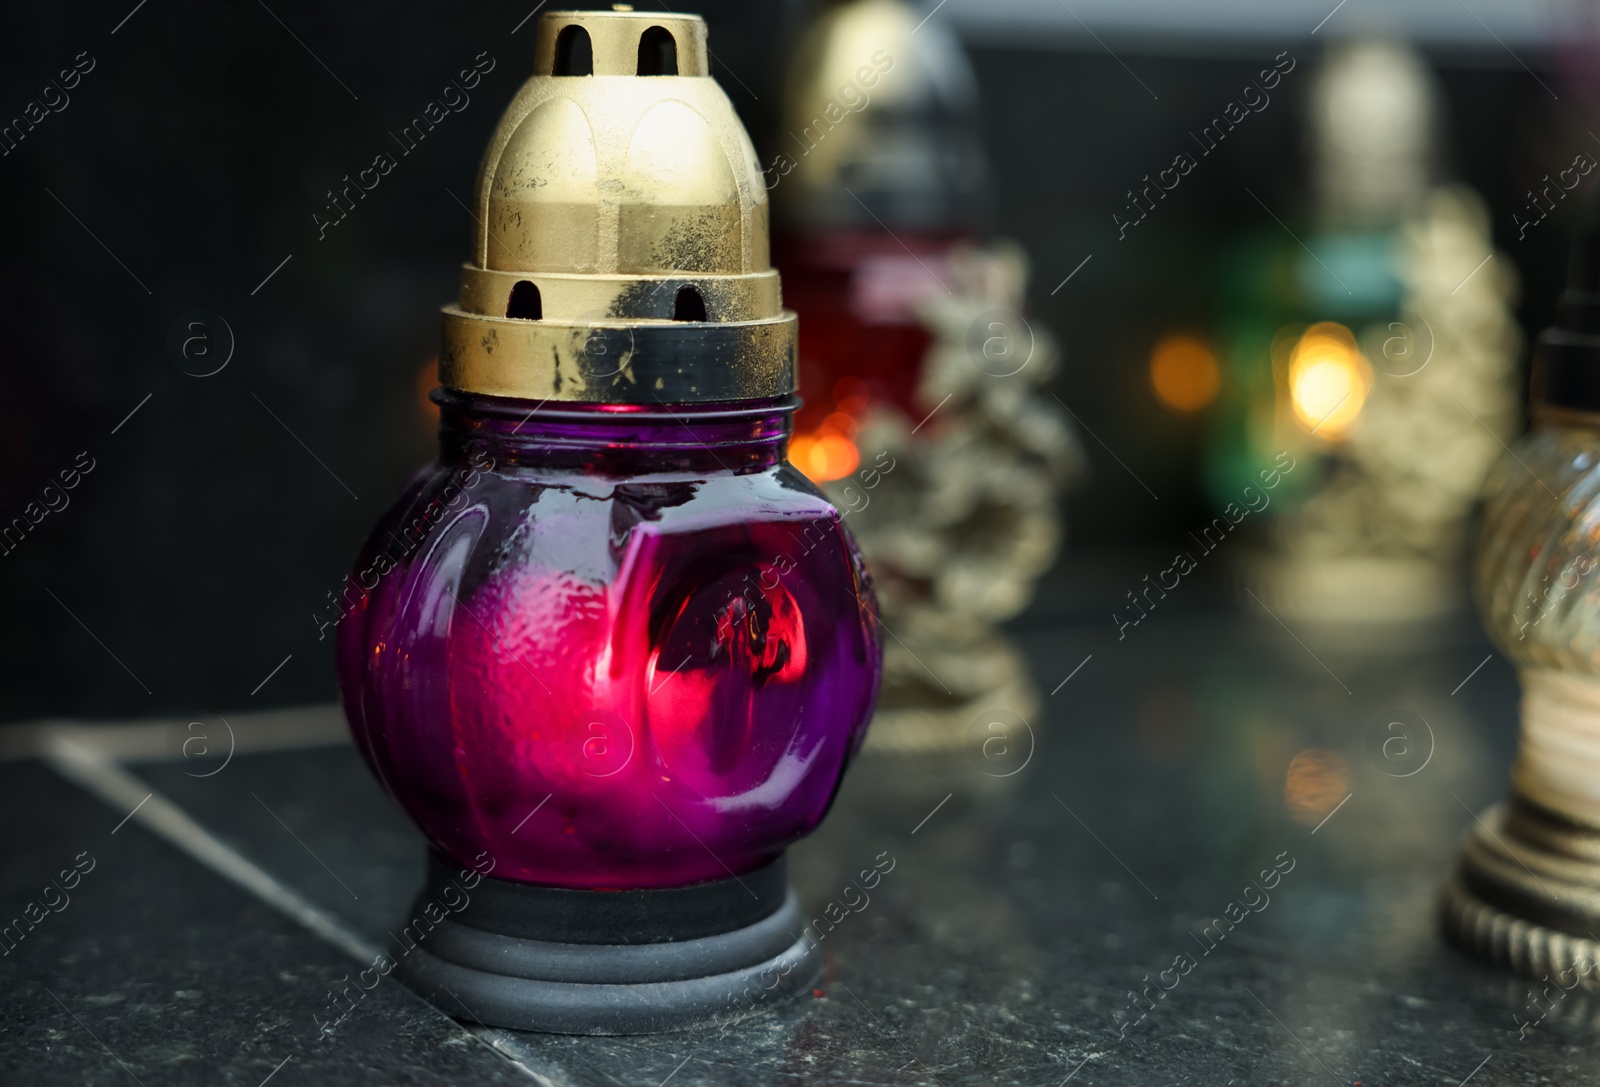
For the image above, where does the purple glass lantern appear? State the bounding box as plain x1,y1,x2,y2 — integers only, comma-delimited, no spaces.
334,10,881,1033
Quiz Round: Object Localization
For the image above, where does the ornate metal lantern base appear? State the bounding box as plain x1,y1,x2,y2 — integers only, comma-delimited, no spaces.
1443,794,1600,989
1440,166,1600,990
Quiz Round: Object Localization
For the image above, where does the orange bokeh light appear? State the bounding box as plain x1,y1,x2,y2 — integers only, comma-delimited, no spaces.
1149,334,1222,413
791,432,860,483
1284,748,1351,826
417,357,440,422
792,381,869,483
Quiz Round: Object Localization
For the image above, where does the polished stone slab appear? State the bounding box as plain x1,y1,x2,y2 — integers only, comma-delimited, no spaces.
11,612,1597,1085
0,760,535,1086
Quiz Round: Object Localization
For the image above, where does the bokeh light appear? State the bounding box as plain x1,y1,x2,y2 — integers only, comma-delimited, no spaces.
792,378,869,483
791,432,860,482
1149,334,1222,413
1284,747,1351,825
417,357,440,423
1288,322,1370,439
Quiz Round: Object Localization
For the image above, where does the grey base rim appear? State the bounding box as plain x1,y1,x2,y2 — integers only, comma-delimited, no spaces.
398,888,823,1035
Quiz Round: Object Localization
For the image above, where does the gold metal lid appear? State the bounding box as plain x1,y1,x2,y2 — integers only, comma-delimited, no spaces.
441,8,796,403
775,0,988,232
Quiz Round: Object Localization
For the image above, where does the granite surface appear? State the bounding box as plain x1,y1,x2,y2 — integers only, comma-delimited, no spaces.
7,612,1598,1085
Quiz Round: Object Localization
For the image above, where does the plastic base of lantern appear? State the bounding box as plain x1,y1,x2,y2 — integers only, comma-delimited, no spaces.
1442,794,1600,991
395,852,822,1035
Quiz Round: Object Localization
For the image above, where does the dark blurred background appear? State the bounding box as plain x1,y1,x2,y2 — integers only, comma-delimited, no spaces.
0,0,1588,722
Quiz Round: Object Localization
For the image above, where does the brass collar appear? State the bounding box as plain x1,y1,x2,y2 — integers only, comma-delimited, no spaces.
440,8,796,404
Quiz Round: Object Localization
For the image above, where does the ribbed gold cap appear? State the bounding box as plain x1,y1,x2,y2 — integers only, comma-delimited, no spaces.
441,8,796,403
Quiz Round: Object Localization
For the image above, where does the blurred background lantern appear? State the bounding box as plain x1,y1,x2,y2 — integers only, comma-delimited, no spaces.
772,0,1083,753
1197,34,1521,628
